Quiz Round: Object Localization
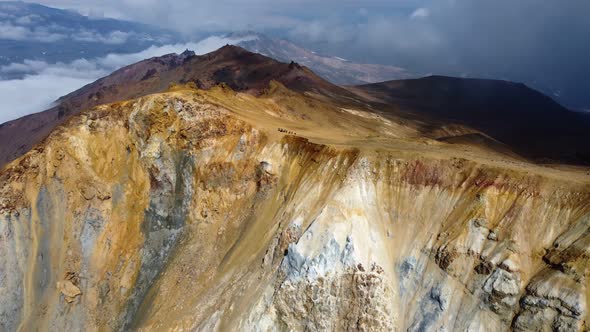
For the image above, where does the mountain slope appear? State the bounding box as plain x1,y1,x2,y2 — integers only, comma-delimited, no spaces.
350,75,590,164
57,44,352,106
3,47,590,172
1,81,589,330
233,32,413,85
3,47,590,173
0,45,354,170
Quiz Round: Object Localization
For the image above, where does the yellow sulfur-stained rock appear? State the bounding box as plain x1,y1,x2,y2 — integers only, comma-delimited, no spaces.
0,86,589,331
57,280,82,303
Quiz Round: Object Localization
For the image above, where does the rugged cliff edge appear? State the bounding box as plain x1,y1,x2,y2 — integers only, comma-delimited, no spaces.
1,82,589,331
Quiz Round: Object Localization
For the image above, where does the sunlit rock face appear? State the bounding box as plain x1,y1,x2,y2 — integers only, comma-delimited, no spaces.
1,85,589,331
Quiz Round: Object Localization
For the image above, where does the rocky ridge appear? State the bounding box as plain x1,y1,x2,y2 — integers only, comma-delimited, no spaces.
0,80,589,331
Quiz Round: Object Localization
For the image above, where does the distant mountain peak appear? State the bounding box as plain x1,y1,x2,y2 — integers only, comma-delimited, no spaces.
0,44,356,169
209,44,252,58
180,49,196,58
231,32,414,86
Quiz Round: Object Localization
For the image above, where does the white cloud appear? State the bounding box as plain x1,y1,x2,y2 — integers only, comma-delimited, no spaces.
0,22,67,42
0,22,139,44
410,8,429,19
72,30,131,44
0,6,165,45
290,20,355,44
0,74,93,123
1,59,51,74
0,35,258,123
0,22,29,40
14,14,41,25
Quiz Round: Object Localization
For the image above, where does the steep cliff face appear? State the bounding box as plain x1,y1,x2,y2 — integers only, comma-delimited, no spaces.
1,84,589,331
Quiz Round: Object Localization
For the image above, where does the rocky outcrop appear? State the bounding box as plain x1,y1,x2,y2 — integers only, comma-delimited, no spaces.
1,85,589,331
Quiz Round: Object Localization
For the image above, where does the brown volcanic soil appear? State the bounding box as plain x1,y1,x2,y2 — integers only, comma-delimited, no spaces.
0,45,354,170
58,44,353,108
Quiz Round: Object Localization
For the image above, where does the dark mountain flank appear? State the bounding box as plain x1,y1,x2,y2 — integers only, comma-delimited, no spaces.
351,76,590,164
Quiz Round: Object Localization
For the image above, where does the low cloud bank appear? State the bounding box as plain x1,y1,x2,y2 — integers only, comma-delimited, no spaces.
0,21,138,44
0,35,257,124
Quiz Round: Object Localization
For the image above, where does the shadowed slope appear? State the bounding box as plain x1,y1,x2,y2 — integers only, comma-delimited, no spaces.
350,76,590,164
